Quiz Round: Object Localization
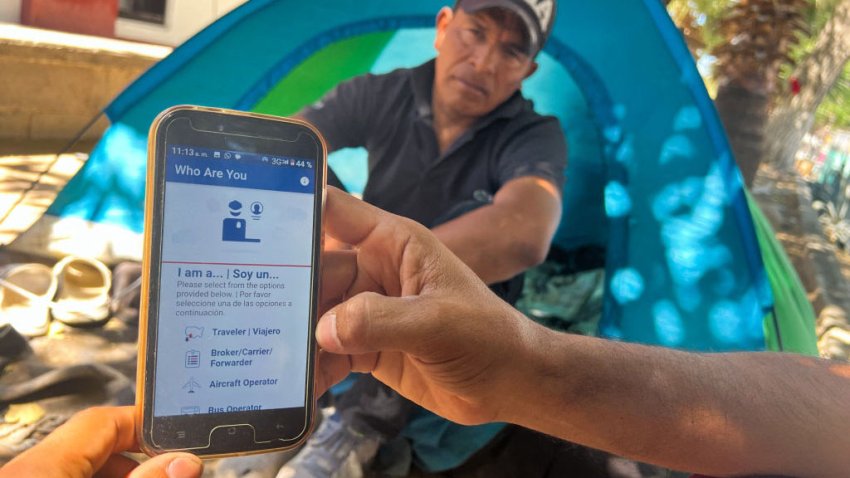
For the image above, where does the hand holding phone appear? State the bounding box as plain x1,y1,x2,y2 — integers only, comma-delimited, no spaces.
137,106,326,457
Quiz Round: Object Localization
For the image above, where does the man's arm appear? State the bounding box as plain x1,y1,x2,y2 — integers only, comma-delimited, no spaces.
432,176,562,284
517,330,850,478
316,189,850,478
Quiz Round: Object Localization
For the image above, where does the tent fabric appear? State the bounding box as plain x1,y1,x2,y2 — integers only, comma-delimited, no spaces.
18,0,819,471
748,193,819,354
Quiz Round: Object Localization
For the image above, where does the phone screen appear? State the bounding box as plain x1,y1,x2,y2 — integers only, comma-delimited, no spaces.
140,108,323,455
154,143,315,417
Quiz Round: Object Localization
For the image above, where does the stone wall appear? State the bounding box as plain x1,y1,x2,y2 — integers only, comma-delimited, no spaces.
0,25,169,153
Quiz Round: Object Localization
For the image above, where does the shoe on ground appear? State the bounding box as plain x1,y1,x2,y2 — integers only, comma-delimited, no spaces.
276,411,381,478
51,256,111,326
0,263,57,337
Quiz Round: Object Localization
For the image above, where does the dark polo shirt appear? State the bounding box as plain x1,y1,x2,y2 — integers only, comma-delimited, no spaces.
301,59,567,229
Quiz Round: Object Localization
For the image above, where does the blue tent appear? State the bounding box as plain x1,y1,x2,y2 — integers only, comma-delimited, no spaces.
15,0,817,469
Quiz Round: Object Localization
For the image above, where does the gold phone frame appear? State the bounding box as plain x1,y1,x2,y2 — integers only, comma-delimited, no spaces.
136,105,327,458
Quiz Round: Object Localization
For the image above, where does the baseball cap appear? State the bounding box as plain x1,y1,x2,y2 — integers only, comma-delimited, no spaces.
456,0,556,55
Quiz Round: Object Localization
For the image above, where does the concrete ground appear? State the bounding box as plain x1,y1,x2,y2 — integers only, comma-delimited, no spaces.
0,151,85,249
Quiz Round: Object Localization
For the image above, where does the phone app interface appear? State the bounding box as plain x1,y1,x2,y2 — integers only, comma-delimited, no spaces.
153,144,316,417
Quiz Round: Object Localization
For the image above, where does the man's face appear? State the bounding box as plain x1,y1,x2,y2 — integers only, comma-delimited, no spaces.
433,7,538,119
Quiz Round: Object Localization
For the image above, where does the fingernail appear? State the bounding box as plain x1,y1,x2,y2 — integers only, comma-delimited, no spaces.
317,312,343,351
167,455,203,478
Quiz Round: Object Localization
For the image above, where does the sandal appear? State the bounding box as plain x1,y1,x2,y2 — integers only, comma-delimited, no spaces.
51,256,112,326
0,264,57,337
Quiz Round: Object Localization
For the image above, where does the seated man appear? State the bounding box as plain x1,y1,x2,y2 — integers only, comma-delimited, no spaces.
281,0,565,476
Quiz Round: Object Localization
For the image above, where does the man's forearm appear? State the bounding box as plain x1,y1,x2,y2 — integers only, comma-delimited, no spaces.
433,205,548,283
505,324,850,477
432,177,562,284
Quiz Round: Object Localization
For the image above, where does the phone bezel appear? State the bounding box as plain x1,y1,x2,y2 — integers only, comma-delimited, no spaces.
136,105,327,457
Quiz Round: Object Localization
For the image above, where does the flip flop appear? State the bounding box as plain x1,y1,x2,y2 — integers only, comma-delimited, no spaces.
0,264,57,337
51,256,112,326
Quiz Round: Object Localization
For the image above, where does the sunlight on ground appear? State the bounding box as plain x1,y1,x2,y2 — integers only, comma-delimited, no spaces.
0,154,85,246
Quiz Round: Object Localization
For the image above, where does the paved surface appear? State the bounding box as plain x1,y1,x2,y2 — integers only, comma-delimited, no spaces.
0,152,85,248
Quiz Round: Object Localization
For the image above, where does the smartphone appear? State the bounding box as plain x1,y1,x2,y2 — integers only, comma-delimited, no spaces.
137,105,326,457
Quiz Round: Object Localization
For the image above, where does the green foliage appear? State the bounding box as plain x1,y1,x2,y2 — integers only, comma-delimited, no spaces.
667,0,848,128
792,0,843,61
668,0,841,78
781,0,844,78
666,0,729,56
688,0,730,52
816,61,850,128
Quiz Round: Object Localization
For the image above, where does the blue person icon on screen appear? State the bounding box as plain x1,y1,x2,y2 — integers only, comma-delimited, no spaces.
222,200,260,242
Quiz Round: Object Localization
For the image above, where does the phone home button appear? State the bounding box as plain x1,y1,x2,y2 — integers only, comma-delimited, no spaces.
209,423,256,446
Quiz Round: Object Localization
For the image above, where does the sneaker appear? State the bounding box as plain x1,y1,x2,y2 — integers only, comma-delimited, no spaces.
276,411,381,478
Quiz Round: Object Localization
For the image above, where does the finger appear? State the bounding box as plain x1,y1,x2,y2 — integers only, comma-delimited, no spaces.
1,406,137,478
316,292,431,356
324,187,385,246
319,249,358,315
93,454,138,477
323,233,350,252
327,187,441,298
314,349,352,397
127,453,203,478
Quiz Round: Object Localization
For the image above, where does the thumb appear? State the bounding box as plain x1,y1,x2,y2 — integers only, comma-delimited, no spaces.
128,453,203,478
316,292,428,355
